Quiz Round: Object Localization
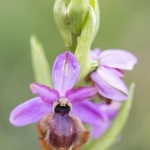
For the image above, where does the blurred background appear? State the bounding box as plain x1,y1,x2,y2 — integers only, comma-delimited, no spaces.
0,0,150,149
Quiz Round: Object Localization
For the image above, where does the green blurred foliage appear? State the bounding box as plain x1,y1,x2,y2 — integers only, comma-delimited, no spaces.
0,0,150,150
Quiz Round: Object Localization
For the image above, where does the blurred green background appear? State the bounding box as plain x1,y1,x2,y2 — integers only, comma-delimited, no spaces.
0,0,150,149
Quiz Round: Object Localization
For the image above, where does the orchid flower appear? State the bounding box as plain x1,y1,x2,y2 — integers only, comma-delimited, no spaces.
9,51,107,149
90,48,137,101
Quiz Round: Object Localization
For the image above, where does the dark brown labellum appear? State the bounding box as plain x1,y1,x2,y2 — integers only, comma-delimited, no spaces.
49,104,77,149
37,98,90,150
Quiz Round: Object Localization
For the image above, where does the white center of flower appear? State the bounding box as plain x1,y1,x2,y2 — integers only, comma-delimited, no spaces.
59,97,68,106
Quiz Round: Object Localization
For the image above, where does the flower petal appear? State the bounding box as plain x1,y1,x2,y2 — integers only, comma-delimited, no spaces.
66,86,98,103
98,101,121,119
91,121,111,139
71,100,107,126
91,66,128,100
91,101,121,139
52,52,80,95
107,68,124,78
30,82,60,103
99,49,138,70
91,102,121,139
9,97,52,127
90,48,101,60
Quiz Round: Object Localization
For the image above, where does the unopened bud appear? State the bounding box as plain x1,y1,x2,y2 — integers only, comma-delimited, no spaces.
67,0,89,35
54,0,72,48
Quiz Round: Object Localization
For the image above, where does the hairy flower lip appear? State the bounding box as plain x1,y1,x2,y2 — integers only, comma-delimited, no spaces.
38,113,90,150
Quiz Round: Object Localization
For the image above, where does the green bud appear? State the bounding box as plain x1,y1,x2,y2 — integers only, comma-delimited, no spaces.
89,0,100,42
53,0,72,48
67,0,89,35
64,0,70,6
53,0,100,52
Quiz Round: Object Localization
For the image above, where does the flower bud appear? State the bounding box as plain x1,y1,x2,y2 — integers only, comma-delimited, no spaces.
67,0,89,35
37,98,89,150
89,0,100,42
54,0,72,48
